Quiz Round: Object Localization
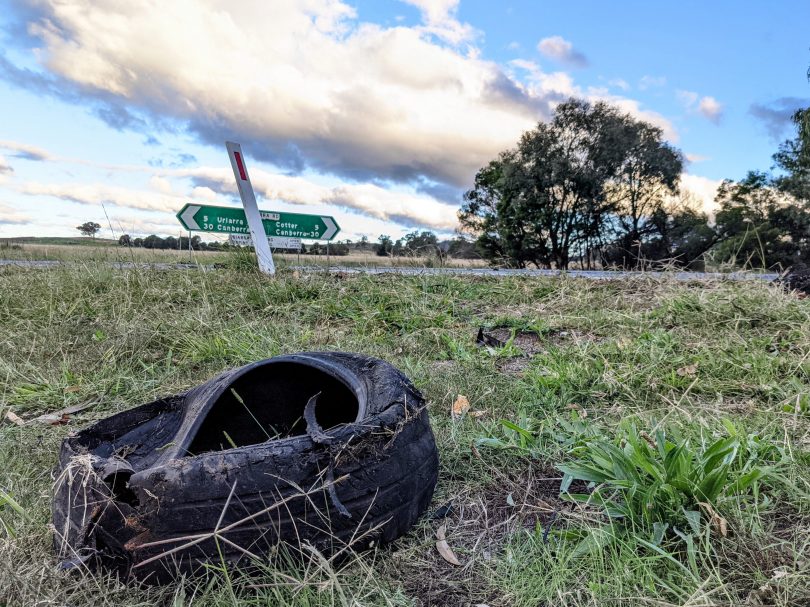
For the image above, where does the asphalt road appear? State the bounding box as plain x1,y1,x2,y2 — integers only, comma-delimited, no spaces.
0,258,781,282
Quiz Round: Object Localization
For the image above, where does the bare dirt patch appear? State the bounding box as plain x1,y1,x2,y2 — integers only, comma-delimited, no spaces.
392,461,588,606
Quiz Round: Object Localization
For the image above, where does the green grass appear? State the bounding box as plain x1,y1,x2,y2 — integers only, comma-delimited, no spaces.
1,259,809,606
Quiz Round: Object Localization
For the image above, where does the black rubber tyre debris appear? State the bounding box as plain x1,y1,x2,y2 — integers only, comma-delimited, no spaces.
51,352,439,584
780,265,810,296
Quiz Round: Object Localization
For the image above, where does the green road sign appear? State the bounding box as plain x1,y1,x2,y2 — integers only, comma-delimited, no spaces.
176,204,340,240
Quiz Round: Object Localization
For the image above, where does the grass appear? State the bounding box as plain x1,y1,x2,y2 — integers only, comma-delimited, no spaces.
0,256,809,606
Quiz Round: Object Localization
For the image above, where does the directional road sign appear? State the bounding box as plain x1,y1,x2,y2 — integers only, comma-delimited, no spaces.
176,204,340,240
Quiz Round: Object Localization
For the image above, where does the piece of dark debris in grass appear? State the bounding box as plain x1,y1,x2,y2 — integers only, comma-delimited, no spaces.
779,265,810,297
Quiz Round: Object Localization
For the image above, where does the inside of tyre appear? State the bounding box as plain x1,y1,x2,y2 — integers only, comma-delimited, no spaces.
186,361,360,453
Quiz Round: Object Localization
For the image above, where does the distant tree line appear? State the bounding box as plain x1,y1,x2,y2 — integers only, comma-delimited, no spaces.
374,230,479,259
116,231,482,260
117,233,224,250
459,98,810,271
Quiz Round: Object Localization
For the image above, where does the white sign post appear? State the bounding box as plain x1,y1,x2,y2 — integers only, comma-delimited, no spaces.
225,141,275,275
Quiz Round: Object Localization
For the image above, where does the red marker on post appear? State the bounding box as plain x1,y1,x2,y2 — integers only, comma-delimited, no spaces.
225,142,275,275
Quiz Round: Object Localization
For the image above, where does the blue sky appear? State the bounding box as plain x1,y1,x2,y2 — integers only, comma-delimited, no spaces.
0,0,808,242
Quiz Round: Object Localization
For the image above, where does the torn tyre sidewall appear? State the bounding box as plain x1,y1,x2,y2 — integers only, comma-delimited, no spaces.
52,352,439,584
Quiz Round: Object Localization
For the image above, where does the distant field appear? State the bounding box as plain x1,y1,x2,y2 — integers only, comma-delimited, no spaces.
0,240,490,268
1,252,808,606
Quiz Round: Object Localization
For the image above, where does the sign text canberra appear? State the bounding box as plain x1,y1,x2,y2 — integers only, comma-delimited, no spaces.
177,204,340,240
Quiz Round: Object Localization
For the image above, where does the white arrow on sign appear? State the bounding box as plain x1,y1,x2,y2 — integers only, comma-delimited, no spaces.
322,217,338,240
180,205,201,230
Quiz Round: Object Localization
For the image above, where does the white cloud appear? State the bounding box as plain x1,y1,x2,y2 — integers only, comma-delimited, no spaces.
0,140,53,161
697,96,723,124
680,173,722,214
0,202,32,225
508,61,677,141
0,155,13,176
685,153,710,164
14,0,684,200
608,78,630,91
400,0,475,44
639,75,666,90
191,186,218,201
15,182,189,213
537,35,588,68
149,176,173,194
678,90,723,124
19,0,596,190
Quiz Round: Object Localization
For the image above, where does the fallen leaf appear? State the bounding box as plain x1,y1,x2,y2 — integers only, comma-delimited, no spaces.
36,413,71,426
4,410,24,426
29,401,99,425
451,395,470,420
677,363,698,377
435,524,461,566
469,410,487,418
65,385,81,393
698,502,728,537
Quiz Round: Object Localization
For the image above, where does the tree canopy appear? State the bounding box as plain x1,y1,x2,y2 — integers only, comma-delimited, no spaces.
76,222,101,238
459,99,685,269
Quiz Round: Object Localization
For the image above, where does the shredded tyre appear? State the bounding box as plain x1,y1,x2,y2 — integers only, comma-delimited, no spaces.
52,352,439,584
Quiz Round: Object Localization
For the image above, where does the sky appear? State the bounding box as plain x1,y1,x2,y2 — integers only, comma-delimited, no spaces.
0,0,808,242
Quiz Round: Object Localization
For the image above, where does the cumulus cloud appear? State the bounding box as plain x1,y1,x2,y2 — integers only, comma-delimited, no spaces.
537,36,588,68
509,60,677,140
697,96,723,124
749,97,809,141
400,0,476,44
679,173,722,214
678,90,723,124
149,176,174,194
11,0,538,188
